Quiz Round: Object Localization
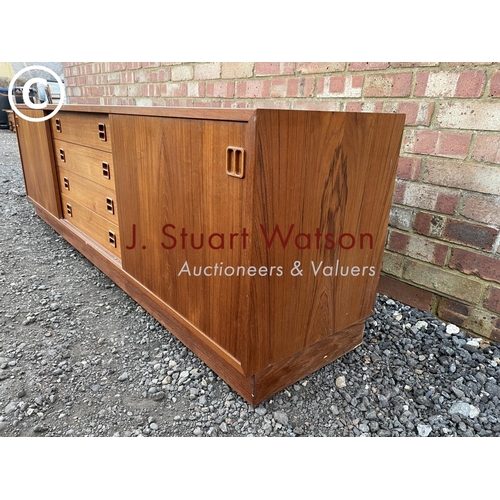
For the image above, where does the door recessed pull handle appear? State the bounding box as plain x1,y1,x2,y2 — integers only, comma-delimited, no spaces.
226,147,245,178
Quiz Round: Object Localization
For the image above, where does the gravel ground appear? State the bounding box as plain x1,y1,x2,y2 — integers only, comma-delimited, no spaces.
1,126,499,438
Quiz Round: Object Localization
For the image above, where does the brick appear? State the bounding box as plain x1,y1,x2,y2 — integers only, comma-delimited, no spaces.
422,159,500,195
438,298,471,326
456,71,486,97
392,179,406,204
255,63,295,76
194,63,221,80
205,81,233,98
271,77,314,98
296,62,345,74
345,101,382,113
285,78,301,97
300,77,315,98
413,212,446,238
438,300,499,339
236,80,271,98
388,230,448,265
391,101,434,126
107,72,120,84
90,86,105,96
415,70,485,98
484,286,500,314
387,230,409,253
134,97,153,107
126,62,142,70
435,132,472,159
402,181,459,214
472,133,500,164
171,65,193,81
389,206,415,230
186,82,205,98
437,102,500,131
489,70,500,97
435,191,460,214
163,82,184,97
461,192,500,225
142,84,161,97
404,130,472,159
491,328,500,342
127,85,143,97
381,252,404,277
378,274,433,311
403,260,484,302
439,297,471,317
292,100,342,111
109,62,127,72
443,219,498,251
348,63,389,71
134,70,149,83
449,248,500,283
270,78,287,98
317,75,363,98
120,72,134,84
364,73,413,97
221,63,254,79
248,99,290,109
397,157,421,180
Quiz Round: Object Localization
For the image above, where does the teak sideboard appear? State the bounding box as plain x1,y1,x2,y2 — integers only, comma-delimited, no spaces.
14,105,405,404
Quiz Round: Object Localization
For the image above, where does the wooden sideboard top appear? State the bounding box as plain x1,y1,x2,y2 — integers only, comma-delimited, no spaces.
17,104,405,123
18,104,257,122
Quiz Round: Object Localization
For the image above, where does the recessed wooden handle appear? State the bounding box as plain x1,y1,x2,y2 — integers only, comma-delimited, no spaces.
226,147,245,178
98,123,107,141
66,203,72,217
102,162,110,179
108,231,116,247
55,118,61,133
63,177,70,190
106,197,115,214
59,148,65,162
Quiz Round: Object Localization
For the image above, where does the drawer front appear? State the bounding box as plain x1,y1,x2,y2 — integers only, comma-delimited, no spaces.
50,112,112,152
54,139,115,190
57,167,118,224
61,193,121,259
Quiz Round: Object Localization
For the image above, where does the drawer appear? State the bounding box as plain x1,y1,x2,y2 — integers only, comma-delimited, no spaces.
50,111,112,152
61,193,121,259
54,139,115,190
57,167,118,224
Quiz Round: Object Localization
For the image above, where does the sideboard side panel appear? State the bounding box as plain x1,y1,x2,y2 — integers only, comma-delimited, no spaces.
14,109,61,218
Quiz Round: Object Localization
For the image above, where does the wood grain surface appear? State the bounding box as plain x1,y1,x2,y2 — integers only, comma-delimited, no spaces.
57,166,118,224
50,111,112,151
14,109,61,217
53,139,115,190
17,105,405,403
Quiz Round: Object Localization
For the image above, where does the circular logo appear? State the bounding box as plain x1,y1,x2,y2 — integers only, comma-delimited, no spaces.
8,65,66,123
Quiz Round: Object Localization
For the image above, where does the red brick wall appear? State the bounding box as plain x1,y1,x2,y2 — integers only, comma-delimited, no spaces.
62,62,500,341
